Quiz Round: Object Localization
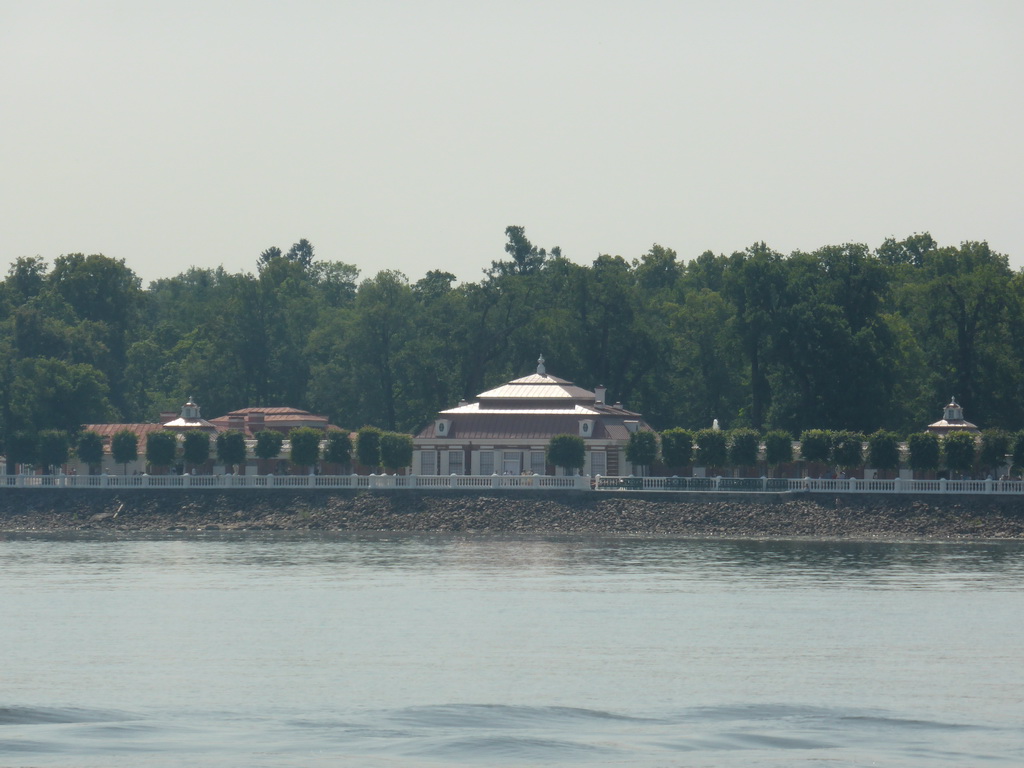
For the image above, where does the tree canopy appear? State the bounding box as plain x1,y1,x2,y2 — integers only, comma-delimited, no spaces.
146,431,177,471
182,430,211,470
216,431,246,472
379,432,413,472
288,427,321,471
546,434,585,474
3,230,1022,453
111,429,138,474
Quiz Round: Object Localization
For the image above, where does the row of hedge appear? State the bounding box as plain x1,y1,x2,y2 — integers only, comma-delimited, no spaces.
616,428,1021,474
12,426,415,475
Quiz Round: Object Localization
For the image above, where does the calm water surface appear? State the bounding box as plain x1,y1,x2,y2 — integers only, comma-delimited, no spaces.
1,532,1022,766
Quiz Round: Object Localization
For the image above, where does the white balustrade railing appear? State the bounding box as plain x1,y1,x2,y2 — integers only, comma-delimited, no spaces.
0,473,593,491
3,473,1023,495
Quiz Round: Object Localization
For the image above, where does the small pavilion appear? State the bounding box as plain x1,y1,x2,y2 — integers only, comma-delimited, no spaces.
926,398,980,435
160,398,218,433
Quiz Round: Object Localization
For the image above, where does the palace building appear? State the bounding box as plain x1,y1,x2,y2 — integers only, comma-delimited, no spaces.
412,357,654,477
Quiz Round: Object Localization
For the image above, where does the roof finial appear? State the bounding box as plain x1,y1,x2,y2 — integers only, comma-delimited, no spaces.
537,354,546,375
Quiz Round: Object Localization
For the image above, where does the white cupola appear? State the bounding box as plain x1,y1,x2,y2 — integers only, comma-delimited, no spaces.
182,397,201,420
943,398,963,421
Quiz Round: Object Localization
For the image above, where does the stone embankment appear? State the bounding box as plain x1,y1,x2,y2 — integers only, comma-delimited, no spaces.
1,489,1023,539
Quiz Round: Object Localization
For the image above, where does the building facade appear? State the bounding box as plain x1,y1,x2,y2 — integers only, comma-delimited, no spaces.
413,357,653,477
70,400,340,475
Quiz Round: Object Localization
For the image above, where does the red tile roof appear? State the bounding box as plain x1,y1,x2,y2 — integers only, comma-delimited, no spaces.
208,407,335,437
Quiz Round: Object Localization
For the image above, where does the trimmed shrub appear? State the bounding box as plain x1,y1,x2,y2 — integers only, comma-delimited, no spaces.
1012,431,1024,473
979,429,1010,475
380,432,413,472
254,429,284,461
38,430,70,474
764,431,793,468
146,431,178,471
832,431,866,470
111,429,138,474
867,430,900,472
943,431,976,475
625,431,659,472
695,429,727,469
799,430,832,464
728,428,760,468
324,431,352,467
547,434,585,474
182,430,211,470
356,427,382,470
660,428,693,470
289,427,322,471
216,431,247,473
908,432,940,472
77,430,104,473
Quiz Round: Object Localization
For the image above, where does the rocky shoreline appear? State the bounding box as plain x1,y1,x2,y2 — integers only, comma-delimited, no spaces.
1,489,1024,539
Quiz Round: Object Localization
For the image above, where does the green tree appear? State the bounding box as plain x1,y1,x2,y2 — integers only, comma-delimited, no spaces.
695,429,727,469
662,289,744,430
37,430,70,474
943,431,976,476
768,245,895,433
867,431,900,473
660,428,693,470
254,430,285,462
379,432,413,472
111,429,138,474
289,427,322,472
1012,431,1024,474
216,431,247,473
488,225,552,276
832,431,865,470
356,426,382,470
146,431,178,473
728,428,760,469
4,256,47,305
722,243,784,430
546,434,585,475
182,430,211,472
341,271,417,431
625,431,658,474
903,242,1016,426
324,430,352,468
907,432,940,474
7,358,111,434
46,253,145,418
979,429,1010,475
764,431,793,472
76,430,104,474
799,430,832,464
7,430,38,471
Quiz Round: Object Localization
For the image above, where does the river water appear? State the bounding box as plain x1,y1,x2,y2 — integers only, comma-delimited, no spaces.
1,532,1021,767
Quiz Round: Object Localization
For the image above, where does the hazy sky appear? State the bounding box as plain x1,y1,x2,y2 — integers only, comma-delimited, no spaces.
3,0,1022,287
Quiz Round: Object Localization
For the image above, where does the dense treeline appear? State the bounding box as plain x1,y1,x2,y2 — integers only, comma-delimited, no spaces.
1,229,1021,453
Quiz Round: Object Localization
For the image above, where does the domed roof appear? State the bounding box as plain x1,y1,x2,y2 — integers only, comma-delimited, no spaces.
927,397,979,434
